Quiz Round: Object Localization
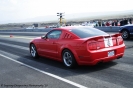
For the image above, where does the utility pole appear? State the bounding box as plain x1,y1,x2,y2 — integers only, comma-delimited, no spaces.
57,12,65,27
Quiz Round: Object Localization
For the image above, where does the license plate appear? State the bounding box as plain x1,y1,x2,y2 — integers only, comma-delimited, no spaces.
108,51,114,57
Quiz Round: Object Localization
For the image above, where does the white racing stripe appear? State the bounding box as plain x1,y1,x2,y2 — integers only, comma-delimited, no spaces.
104,37,113,47
0,53,88,88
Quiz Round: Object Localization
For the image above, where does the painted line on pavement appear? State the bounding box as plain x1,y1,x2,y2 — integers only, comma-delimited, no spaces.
0,53,88,88
0,35,33,39
0,42,28,50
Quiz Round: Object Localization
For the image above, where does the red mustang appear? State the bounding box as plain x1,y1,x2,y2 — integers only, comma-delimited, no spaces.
29,26,125,68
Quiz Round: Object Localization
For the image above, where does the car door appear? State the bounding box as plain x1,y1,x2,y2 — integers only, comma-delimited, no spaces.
39,30,62,58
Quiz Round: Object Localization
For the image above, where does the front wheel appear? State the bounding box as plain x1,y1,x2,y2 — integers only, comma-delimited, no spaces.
30,44,39,59
121,30,130,39
62,49,77,68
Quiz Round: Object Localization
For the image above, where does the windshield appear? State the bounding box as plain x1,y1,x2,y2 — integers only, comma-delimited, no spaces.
70,27,108,38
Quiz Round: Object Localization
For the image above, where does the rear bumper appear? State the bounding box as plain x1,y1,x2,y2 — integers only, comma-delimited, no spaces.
80,53,123,65
77,44,125,65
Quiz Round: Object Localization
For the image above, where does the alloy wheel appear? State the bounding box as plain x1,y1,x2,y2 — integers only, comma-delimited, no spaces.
122,30,129,39
30,44,38,58
63,52,73,67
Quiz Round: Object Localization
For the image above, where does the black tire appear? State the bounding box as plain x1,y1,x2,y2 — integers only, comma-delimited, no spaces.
30,44,39,59
121,30,130,39
62,49,77,68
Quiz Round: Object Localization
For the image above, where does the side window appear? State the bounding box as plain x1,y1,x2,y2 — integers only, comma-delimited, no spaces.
47,30,62,39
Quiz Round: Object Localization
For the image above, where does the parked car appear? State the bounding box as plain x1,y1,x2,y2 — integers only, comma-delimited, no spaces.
29,26,125,68
26,26,34,29
119,24,133,39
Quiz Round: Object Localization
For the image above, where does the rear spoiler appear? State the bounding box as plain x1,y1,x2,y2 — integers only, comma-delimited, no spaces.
82,33,122,43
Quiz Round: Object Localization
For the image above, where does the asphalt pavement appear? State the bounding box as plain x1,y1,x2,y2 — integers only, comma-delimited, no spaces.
0,32,133,88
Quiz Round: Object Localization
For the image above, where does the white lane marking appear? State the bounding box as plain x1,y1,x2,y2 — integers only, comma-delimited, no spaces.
0,42,28,50
0,53,88,88
0,35,33,39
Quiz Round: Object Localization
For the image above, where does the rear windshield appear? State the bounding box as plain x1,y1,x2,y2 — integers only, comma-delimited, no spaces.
70,27,108,38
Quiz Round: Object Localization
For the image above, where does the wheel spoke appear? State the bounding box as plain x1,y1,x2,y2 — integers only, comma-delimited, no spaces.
122,31,128,39
32,47,35,52
68,60,72,64
30,45,36,57
63,52,73,67
66,59,70,64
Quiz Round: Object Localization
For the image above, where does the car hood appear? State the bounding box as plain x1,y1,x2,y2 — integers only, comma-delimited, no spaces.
34,37,41,40
30,37,41,43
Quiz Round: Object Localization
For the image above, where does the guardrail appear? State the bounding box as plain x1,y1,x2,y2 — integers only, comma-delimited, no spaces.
0,28,53,32
95,26,120,32
0,27,120,32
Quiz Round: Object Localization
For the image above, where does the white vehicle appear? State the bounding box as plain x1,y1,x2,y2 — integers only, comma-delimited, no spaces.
26,26,34,29
82,22,96,27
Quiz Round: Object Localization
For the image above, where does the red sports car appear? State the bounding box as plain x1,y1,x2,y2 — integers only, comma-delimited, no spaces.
29,26,125,68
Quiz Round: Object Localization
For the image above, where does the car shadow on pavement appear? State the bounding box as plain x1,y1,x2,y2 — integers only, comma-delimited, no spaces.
124,37,133,41
18,55,118,74
123,38,133,49
71,61,117,73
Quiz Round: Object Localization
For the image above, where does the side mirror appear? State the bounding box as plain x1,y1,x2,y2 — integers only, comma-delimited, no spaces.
41,35,47,39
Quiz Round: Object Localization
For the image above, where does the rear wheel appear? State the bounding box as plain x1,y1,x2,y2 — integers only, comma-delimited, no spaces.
121,30,130,39
62,49,77,68
30,44,39,59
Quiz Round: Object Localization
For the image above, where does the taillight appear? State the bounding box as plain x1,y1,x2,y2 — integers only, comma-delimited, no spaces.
88,42,100,50
117,36,123,45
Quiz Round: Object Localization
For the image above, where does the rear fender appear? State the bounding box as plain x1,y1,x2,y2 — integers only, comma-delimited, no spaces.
59,44,80,64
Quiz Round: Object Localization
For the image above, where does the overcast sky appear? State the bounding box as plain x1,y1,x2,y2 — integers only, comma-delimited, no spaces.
0,0,133,24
